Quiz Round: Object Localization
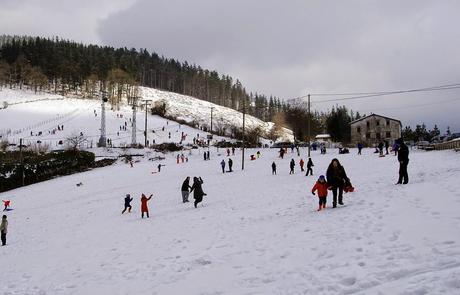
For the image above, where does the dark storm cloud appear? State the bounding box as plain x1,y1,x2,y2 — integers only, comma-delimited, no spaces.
3,0,460,130
97,0,460,131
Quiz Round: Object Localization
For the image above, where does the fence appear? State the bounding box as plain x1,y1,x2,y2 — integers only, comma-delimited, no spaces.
433,139,460,151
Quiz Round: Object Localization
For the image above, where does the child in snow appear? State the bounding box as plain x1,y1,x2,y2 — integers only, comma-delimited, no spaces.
311,175,328,211
306,157,314,176
1,215,7,246
122,194,133,214
140,194,153,218
299,159,305,172
2,200,10,211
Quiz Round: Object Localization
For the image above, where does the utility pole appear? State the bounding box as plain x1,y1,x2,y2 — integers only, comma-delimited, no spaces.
210,106,215,134
131,96,138,146
143,99,152,147
242,100,246,170
98,89,108,147
20,138,24,186
307,94,311,157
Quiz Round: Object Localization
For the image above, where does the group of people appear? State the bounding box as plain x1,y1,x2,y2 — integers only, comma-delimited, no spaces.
181,176,207,208
121,193,154,218
121,176,209,219
274,157,314,176
311,158,353,211
220,158,233,173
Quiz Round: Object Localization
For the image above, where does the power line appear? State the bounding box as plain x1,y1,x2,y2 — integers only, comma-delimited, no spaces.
311,84,460,104
358,97,460,112
309,83,460,97
285,82,460,103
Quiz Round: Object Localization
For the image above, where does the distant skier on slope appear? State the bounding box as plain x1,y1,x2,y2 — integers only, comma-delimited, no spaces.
122,194,133,214
312,175,328,211
140,194,153,218
190,177,206,208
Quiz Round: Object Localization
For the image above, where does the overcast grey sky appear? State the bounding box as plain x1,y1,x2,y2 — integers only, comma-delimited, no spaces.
1,0,460,131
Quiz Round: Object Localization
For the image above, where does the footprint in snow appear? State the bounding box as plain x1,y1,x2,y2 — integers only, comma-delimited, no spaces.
340,277,357,286
389,231,400,242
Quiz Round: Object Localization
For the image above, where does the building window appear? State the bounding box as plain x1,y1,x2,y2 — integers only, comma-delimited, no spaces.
386,120,390,126
357,127,361,133
366,133,370,139
386,131,391,138
366,121,370,128
376,133,381,139
376,120,380,126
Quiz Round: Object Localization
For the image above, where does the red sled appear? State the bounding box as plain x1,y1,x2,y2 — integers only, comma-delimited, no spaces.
344,185,355,193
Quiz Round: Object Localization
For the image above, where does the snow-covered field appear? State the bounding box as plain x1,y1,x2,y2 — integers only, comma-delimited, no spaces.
1,147,460,294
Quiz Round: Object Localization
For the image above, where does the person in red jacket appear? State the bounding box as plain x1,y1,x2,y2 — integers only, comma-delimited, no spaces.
299,159,305,172
2,200,10,211
140,194,153,218
311,175,328,211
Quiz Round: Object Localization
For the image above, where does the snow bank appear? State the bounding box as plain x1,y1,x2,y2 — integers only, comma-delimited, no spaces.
1,148,459,294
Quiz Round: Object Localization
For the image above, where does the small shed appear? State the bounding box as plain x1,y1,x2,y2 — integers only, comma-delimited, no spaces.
315,133,332,147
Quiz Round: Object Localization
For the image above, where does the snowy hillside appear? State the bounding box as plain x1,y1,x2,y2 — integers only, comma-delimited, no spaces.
0,87,293,149
1,147,460,294
139,87,293,141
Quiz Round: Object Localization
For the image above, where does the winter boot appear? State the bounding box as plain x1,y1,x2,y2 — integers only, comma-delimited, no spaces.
317,206,322,211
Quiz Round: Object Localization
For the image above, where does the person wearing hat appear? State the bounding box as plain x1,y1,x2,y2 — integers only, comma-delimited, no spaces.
311,175,328,211
395,138,409,184
122,194,133,214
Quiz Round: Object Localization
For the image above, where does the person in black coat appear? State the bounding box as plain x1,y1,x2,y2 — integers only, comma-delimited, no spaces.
228,158,233,172
272,162,277,175
181,177,192,203
378,141,384,156
122,194,133,214
326,158,350,208
289,159,295,174
395,138,409,184
190,177,207,208
306,157,314,176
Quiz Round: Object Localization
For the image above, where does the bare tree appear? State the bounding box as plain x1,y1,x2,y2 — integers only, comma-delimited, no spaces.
0,139,9,152
66,133,88,151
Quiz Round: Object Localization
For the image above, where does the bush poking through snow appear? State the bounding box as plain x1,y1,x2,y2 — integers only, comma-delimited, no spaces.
0,139,8,152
